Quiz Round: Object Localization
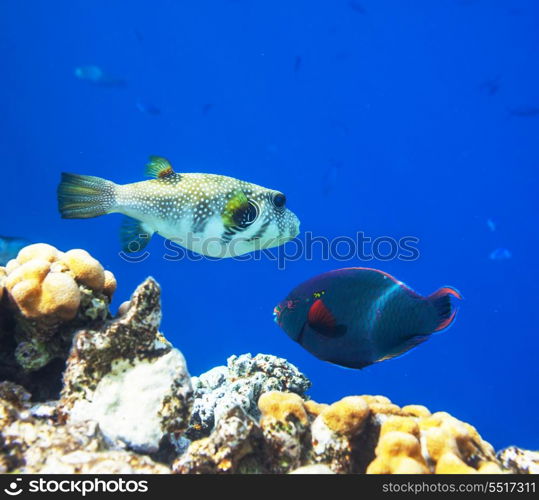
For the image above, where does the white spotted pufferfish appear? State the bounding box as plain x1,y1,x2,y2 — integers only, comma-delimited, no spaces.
57,156,300,257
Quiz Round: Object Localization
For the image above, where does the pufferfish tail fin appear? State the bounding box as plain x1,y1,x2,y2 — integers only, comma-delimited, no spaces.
58,173,117,219
428,286,463,332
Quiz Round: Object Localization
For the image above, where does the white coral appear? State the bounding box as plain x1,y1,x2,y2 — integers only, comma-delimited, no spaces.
69,349,188,453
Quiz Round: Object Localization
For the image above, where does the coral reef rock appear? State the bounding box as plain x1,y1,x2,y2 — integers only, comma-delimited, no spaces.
185,353,311,440
0,244,116,400
497,446,539,474
0,386,168,474
173,407,265,473
0,246,537,474
58,277,193,454
175,392,515,474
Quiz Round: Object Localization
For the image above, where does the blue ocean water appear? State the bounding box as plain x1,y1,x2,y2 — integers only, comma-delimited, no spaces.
1,0,538,451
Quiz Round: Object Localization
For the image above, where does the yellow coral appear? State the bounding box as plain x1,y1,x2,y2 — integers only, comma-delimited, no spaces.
258,391,308,426
419,412,451,431
60,249,105,291
477,461,504,474
8,278,44,318
5,259,51,291
366,458,391,474
368,402,403,416
39,272,81,319
0,266,6,301
117,301,131,317
390,456,430,474
304,400,328,418
5,259,19,273
103,270,117,297
380,416,420,439
424,426,459,462
435,452,477,474
17,243,59,264
321,396,370,436
376,431,423,461
368,430,428,474
360,395,392,405
402,405,431,417
3,243,115,321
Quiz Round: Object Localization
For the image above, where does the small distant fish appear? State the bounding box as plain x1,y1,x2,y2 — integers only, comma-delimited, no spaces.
348,1,367,14
274,268,461,369
487,218,496,232
0,236,30,266
136,100,161,115
57,156,300,258
322,161,340,196
74,66,127,88
489,248,512,261
479,77,501,96
294,55,302,73
202,103,215,115
508,106,539,118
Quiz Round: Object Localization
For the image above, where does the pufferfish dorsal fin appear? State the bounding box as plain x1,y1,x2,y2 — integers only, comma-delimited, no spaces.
221,190,252,228
145,156,176,179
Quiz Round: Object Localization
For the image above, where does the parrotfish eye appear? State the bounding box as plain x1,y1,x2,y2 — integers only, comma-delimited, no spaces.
272,192,286,210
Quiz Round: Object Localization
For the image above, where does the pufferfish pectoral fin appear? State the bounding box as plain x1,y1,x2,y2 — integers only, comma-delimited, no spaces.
120,216,154,252
307,299,347,338
145,156,176,179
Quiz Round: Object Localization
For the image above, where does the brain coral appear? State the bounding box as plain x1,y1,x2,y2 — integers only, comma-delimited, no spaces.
0,243,117,379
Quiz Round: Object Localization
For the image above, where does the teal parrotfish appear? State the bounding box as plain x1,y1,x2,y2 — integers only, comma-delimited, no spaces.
273,268,462,369
57,156,300,257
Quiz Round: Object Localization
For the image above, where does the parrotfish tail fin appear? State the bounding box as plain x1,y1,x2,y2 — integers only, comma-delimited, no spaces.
428,286,462,332
58,173,117,219
120,216,154,253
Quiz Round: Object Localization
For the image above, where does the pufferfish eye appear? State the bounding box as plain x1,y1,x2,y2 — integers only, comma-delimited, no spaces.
272,192,286,209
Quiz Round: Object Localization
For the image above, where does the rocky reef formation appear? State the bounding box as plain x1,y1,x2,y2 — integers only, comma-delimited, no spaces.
186,352,311,441
0,243,537,474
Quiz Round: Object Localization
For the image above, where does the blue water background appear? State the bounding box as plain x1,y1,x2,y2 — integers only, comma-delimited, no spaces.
1,0,538,450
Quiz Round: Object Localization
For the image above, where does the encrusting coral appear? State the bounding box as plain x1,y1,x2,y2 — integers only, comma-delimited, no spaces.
0,243,536,474
258,391,310,473
185,353,311,440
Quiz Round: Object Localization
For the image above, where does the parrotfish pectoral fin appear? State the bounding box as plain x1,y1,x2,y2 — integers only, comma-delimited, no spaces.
57,173,117,219
120,216,154,252
145,156,176,179
428,286,462,332
376,335,431,363
307,299,347,337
